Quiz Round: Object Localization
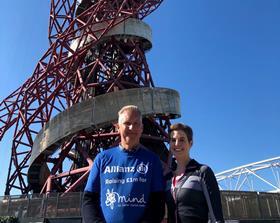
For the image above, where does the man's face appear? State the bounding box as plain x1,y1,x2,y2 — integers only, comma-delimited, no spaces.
117,110,143,150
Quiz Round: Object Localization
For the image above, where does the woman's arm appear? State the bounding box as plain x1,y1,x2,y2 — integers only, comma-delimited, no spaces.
200,165,225,223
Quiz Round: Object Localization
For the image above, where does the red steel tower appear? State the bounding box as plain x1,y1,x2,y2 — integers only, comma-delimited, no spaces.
0,0,180,195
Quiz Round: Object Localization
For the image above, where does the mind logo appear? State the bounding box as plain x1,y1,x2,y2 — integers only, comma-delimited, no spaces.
104,188,147,210
105,189,117,210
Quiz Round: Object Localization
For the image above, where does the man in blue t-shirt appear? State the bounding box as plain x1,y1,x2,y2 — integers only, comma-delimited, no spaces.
82,105,165,223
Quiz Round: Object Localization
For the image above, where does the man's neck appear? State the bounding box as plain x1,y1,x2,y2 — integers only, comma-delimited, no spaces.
120,142,140,151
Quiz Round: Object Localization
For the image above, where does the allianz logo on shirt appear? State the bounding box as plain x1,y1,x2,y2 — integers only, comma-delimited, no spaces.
105,188,146,210
104,162,149,174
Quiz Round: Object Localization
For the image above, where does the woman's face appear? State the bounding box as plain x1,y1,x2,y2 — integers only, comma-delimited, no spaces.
170,130,192,159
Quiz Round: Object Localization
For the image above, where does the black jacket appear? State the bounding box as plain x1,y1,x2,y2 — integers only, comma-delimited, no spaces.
165,159,224,223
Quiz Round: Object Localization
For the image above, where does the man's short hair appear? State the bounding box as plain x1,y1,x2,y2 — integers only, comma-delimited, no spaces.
118,105,142,123
169,123,193,143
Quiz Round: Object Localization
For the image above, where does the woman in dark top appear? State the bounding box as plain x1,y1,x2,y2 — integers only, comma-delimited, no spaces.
164,123,224,223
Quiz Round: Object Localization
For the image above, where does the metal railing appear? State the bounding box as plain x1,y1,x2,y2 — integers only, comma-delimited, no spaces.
0,191,279,221
0,193,82,219
221,191,280,220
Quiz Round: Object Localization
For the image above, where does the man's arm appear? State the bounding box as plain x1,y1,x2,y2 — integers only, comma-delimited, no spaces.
141,155,165,223
82,153,105,223
141,191,165,223
82,191,105,223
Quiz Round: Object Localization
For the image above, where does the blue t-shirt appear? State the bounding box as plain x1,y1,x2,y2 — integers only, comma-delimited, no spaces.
84,145,164,223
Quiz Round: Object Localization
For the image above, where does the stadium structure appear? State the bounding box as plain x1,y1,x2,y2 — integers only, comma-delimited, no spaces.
0,1,279,222
216,156,280,193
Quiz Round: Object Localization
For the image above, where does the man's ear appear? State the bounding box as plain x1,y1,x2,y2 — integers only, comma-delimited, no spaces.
140,123,143,133
114,122,119,131
190,140,193,147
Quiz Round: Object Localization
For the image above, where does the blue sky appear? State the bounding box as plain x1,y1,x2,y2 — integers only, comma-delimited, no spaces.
0,1,279,195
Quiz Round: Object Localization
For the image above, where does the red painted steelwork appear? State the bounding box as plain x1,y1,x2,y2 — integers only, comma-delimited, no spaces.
0,0,169,195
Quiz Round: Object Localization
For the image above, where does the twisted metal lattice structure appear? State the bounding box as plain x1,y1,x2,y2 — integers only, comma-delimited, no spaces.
0,0,180,195
216,156,280,192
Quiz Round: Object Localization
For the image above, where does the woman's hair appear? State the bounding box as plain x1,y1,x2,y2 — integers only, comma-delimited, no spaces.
169,123,193,143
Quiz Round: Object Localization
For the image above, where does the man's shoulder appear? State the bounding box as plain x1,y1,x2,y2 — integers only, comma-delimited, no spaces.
96,146,121,159
103,145,120,153
139,145,160,160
